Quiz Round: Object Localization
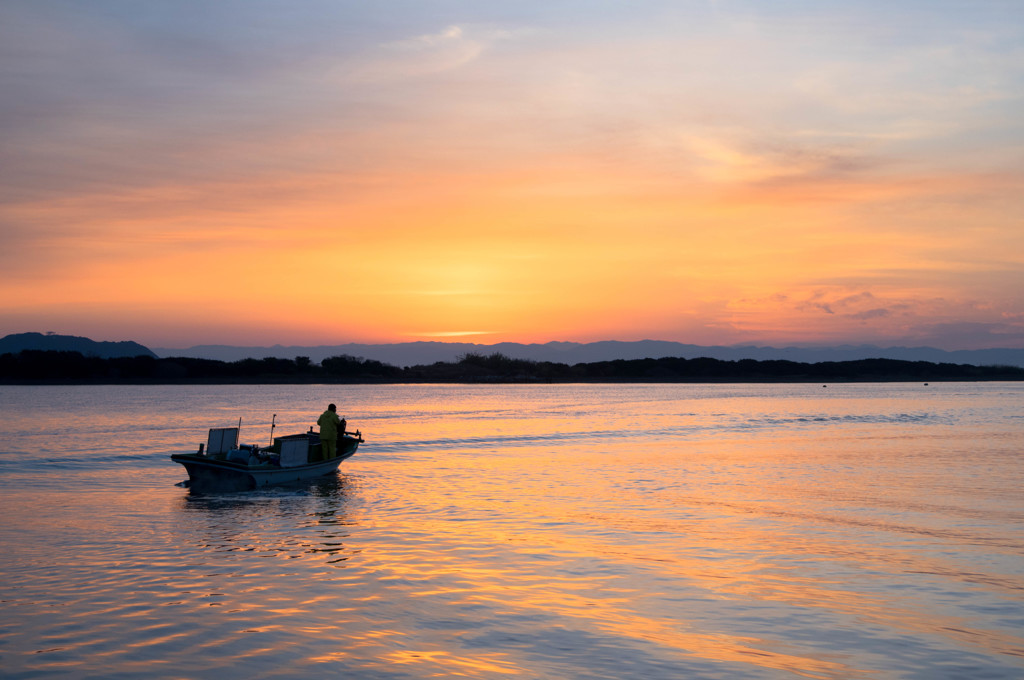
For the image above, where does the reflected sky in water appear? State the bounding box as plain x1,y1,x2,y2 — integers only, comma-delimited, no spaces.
1,383,1023,679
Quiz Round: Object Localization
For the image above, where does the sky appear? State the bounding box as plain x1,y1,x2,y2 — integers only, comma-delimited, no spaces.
2,0,1023,350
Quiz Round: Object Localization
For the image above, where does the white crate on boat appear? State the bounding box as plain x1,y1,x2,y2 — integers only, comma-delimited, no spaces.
279,438,309,467
207,428,239,455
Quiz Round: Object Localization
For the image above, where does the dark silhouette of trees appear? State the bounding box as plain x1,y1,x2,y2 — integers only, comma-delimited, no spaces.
2,349,1022,384
321,354,402,380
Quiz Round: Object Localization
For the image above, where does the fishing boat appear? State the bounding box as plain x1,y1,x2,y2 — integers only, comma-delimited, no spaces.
171,419,363,492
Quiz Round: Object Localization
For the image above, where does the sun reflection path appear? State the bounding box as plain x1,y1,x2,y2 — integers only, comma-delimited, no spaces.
386,649,523,675
340,384,1024,679
336,512,869,679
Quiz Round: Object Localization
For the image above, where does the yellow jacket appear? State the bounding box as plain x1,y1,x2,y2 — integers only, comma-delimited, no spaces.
317,410,341,439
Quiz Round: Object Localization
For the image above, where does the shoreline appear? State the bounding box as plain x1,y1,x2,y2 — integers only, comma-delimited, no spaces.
3,350,1023,385
2,377,1021,386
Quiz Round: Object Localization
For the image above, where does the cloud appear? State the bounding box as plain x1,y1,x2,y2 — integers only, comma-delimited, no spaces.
388,24,467,50
726,280,1024,349
847,308,892,321
347,24,512,82
411,330,497,338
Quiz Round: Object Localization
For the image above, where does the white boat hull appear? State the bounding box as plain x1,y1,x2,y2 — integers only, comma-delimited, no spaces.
171,434,360,492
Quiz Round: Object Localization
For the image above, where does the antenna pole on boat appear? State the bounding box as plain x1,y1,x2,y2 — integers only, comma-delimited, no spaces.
269,414,277,446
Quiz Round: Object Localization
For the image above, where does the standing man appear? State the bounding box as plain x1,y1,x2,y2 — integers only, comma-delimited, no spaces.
317,403,341,460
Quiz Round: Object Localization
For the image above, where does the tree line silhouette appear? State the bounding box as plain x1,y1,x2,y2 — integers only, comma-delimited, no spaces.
2,349,1023,383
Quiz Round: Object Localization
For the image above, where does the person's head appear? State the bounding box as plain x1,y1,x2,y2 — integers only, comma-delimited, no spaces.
328,403,337,412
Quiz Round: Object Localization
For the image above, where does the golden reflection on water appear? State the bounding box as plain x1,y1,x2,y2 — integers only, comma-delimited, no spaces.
385,649,523,675
2,384,1024,678
343,391,1024,676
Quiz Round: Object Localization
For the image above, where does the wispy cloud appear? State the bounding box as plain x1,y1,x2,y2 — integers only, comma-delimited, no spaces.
410,330,497,338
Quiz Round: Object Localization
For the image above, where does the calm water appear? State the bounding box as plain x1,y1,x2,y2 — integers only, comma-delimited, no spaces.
1,383,1022,679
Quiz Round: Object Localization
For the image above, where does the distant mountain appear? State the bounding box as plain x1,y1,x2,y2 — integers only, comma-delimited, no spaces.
0,332,157,359
153,339,1024,368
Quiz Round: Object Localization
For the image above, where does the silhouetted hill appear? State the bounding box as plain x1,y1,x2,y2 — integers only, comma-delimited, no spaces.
152,339,1024,368
0,332,156,358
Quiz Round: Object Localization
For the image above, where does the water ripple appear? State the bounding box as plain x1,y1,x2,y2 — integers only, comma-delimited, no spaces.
1,383,1023,679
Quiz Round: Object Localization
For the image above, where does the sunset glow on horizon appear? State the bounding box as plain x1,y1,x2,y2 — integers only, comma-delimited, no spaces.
2,1,1023,350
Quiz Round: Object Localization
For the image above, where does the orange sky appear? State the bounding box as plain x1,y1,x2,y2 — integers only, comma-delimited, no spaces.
2,2,1023,349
